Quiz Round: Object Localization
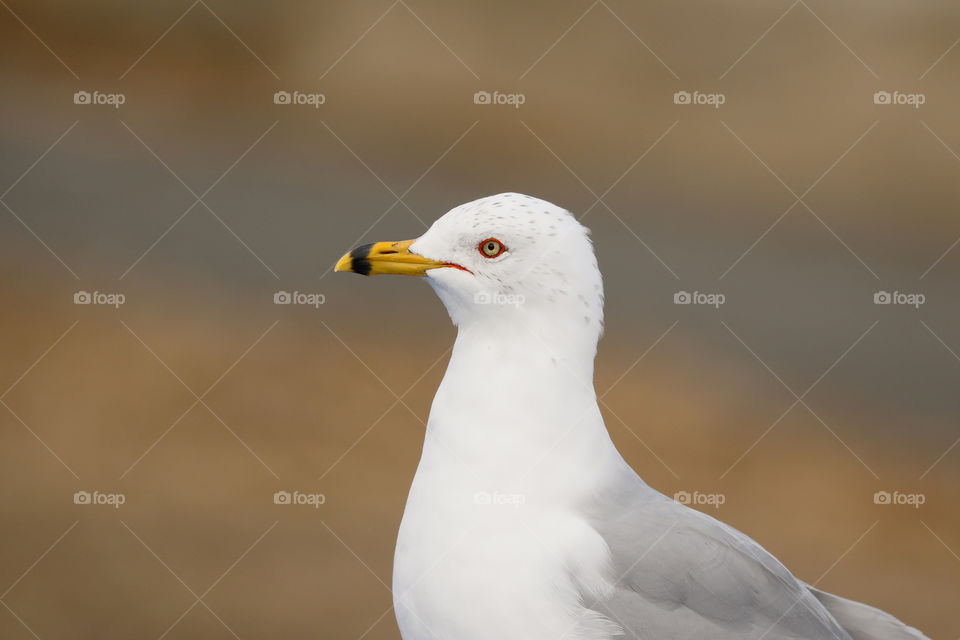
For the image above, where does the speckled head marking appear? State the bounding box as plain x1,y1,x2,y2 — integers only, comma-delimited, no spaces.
411,194,604,337
335,193,605,351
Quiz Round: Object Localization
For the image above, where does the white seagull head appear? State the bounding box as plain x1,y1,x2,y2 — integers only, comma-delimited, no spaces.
336,193,604,347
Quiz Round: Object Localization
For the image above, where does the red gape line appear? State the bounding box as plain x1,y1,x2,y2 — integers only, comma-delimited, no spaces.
443,262,473,274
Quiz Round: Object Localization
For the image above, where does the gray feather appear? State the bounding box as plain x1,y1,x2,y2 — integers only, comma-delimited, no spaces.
581,461,924,639
804,584,929,640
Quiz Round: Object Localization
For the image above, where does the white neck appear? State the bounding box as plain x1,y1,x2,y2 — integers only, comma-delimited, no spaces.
422,313,615,495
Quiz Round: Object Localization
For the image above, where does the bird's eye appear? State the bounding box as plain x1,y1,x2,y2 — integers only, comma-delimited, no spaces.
479,238,506,258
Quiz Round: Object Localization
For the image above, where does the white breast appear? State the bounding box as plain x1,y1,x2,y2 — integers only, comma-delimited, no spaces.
393,436,623,640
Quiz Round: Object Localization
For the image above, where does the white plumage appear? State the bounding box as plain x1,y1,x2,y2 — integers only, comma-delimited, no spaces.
339,193,928,640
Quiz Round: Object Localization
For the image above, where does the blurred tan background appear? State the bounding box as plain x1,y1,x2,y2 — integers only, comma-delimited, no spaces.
1,1,958,638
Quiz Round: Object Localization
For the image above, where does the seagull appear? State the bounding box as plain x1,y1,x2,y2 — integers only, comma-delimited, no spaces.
334,193,928,640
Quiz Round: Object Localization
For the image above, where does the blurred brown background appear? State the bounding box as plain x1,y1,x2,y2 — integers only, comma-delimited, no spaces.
1,1,958,638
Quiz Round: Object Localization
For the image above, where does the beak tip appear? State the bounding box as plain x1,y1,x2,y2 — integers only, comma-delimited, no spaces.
333,253,353,274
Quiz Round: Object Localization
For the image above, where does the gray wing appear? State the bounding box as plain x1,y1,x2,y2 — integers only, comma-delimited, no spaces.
584,467,852,639
804,585,929,640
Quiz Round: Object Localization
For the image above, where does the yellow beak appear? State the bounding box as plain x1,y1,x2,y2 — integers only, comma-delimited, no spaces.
334,239,450,276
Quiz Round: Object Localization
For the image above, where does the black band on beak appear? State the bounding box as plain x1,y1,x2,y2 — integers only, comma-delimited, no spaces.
349,243,375,276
